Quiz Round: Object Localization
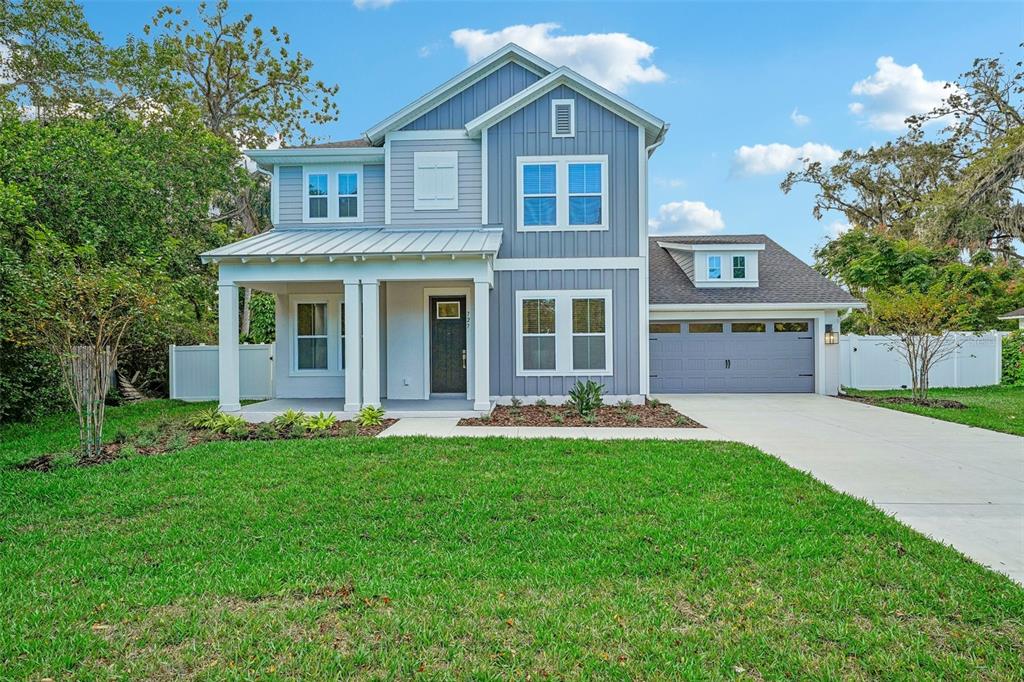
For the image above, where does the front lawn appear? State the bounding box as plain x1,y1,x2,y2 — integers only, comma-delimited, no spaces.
1,403,1021,679
843,385,1024,436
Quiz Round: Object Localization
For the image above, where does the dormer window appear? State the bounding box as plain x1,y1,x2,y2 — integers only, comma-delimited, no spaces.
551,99,575,138
707,255,722,279
732,255,746,279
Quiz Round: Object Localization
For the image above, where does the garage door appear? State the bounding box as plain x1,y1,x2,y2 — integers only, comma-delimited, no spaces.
649,320,815,393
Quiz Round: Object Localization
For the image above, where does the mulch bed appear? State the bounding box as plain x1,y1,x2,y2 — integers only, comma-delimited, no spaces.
14,419,398,473
841,394,968,410
459,401,703,428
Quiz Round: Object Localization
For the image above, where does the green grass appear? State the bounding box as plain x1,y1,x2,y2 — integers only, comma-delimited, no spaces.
1,403,1021,679
844,385,1024,436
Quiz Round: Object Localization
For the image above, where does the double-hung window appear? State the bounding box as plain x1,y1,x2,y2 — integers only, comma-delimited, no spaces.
517,156,607,230
296,302,328,371
732,255,746,279
516,290,612,376
338,172,358,219
521,163,557,227
707,255,722,280
306,173,328,219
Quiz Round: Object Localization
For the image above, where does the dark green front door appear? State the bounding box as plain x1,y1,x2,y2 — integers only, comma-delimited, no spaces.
429,296,467,394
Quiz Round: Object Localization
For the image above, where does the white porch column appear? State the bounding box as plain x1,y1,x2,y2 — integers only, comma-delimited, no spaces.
343,281,362,412
361,280,381,407
217,283,241,412
472,280,491,411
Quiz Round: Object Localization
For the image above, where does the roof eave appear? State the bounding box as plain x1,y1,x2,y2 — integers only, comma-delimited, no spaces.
649,301,868,311
244,148,385,168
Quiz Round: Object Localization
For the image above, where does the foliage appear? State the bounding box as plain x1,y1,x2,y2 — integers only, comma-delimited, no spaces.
1002,330,1024,386
356,405,386,427
867,285,970,399
566,380,605,417
208,412,247,437
270,409,306,432
845,385,1024,436
186,406,223,429
303,411,337,435
241,291,275,343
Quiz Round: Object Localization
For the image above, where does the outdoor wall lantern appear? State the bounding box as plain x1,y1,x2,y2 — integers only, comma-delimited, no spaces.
824,323,839,345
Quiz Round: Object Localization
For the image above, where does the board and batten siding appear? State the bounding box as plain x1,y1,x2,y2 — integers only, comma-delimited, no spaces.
489,268,641,397
276,163,385,227
402,62,542,130
487,85,640,259
389,138,481,226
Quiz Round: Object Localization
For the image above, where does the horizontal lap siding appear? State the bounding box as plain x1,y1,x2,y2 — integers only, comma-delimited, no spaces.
402,62,541,130
490,269,640,397
276,163,385,228
389,138,481,226
487,85,640,258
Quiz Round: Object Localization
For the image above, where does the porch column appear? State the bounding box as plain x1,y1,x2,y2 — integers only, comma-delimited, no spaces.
472,280,491,411
217,283,241,412
343,281,362,412
361,280,381,407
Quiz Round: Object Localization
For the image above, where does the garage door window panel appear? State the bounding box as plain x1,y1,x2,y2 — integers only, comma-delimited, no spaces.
732,322,766,333
774,321,809,333
689,322,724,333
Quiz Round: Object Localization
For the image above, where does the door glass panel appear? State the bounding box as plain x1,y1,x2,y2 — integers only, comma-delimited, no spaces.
436,301,461,319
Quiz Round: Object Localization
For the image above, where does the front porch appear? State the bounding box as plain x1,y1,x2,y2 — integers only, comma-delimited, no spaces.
203,227,502,421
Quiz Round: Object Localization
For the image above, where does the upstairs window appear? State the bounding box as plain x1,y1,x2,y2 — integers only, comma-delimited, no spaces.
517,156,607,231
707,255,722,279
732,255,747,279
522,163,557,226
551,99,575,137
307,173,328,219
338,172,358,219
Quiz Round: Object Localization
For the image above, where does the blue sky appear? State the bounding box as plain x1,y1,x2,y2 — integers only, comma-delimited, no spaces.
83,1,1022,261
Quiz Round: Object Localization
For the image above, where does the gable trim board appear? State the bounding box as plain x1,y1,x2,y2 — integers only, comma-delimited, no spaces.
364,44,555,144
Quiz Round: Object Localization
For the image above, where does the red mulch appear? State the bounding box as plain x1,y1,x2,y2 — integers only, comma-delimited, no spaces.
841,394,967,410
458,401,702,428
13,419,398,473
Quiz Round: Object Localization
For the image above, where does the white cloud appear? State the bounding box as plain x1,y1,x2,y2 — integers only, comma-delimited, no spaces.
654,177,686,189
790,107,810,126
825,220,851,238
849,56,953,131
353,0,396,9
450,23,666,93
732,142,841,176
649,201,725,236
418,41,441,58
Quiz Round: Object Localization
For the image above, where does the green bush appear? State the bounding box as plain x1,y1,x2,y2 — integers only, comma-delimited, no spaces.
271,409,306,432
567,380,604,417
187,407,223,429
304,411,337,435
1003,330,1024,386
356,405,386,427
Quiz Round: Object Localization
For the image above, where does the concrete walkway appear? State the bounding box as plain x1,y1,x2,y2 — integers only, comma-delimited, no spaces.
657,394,1024,584
379,417,722,440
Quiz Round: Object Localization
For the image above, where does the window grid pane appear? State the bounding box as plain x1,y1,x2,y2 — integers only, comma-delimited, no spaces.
567,163,602,226
308,174,327,196
572,299,605,334
338,196,357,218
523,164,556,195
309,197,328,218
708,256,722,279
522,299,555,334
522,163,557,227
297,303,328,370
338,173,358,196
572,336,606,371
732,255,746,279
568,163,601,194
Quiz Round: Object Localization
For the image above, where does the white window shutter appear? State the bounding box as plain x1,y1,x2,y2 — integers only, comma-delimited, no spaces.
414,151,459,210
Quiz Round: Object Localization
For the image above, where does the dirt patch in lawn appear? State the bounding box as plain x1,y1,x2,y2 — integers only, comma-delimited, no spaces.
13,419,397,473
841,394,968,410
459,401,702,428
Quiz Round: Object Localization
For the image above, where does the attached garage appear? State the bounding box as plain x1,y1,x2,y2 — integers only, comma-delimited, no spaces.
649,319,815,393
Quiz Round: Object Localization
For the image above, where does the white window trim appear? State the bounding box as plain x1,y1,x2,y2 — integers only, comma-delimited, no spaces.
551,98,576,138
289,294,343,377
515,289,613,377
516,155,608,232
414,150,459,211
302,165,363,224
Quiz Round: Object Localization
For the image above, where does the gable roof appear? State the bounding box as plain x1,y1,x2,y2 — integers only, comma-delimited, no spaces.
999,307,1024,320
465,66,668,146
363,44,555,144
649,235,863,307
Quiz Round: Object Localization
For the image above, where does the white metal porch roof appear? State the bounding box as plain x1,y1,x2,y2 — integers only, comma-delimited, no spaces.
201,227,502,263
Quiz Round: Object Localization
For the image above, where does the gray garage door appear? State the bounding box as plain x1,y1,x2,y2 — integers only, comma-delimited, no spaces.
649,320,815,393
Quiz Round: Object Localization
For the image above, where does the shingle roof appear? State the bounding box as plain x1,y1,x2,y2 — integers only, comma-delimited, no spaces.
201,227,502,262
649,235,861,306
999,307,1024,319
283,138,374,149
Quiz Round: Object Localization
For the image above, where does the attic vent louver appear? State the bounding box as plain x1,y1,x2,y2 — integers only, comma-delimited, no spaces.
551,99,575,138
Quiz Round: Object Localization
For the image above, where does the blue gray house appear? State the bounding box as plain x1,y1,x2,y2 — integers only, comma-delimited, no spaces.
202,44,861,417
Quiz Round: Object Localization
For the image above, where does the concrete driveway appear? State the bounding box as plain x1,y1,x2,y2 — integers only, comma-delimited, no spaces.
658,394,1024,584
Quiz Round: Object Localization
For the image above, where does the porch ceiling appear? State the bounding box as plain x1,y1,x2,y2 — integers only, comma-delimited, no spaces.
201,227,502,263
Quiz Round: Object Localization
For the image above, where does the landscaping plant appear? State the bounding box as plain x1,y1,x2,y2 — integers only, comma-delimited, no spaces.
356,405,386,427
271,409,307,432
303,411,337,435
1002,330,1024,386
566,380,604,417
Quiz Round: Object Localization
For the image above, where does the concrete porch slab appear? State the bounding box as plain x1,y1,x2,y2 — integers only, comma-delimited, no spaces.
238,398,489,422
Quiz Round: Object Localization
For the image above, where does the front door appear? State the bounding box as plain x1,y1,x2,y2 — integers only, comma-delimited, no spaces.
429,296,467,394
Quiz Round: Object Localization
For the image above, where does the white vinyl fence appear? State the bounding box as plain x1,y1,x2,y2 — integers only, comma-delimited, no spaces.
169,344,273,401
840,332,1006,390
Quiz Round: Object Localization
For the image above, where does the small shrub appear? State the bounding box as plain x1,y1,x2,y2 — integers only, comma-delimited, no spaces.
567,380,604,417
119,444,138,458
582,413,598,424
624,413,640,425
648,397,662,408
209,413,248,437
134,425,160,448
674,415,691,427
1003,330,1024,386
510,396,523,408
187,407,223,430
337,420,358,437
271,409,307,432
165,431,189,452
289,421,308,438
254,423,278,440
552,412,564,424
534,398,547,407
304,411,337,436
356,405,386,427
478,412,491,422
617,399,632,410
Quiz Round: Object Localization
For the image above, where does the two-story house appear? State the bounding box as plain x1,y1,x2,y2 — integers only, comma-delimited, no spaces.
202,43,861,417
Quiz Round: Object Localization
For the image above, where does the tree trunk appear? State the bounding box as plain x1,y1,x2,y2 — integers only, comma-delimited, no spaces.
240,286,252,338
